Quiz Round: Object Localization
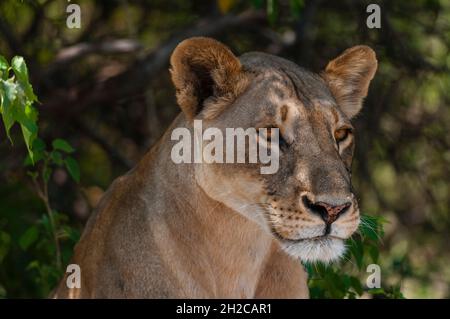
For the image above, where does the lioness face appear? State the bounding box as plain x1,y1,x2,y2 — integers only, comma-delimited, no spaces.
170,38,377,263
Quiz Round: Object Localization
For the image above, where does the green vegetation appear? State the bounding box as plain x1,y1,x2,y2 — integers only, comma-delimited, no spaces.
1,54,80,297
0,0,449,298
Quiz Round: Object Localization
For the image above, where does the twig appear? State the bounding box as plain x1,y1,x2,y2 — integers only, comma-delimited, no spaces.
54,39,143,65
42,10,266,118
31,169,62,270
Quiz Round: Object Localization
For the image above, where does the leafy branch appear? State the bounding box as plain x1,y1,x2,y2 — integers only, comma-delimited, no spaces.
0,55,80,272
0,55,38,161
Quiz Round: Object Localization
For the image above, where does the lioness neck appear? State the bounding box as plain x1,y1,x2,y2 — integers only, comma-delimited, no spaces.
132,115,272,297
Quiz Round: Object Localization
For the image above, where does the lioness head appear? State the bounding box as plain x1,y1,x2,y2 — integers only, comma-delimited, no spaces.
170,37,377,263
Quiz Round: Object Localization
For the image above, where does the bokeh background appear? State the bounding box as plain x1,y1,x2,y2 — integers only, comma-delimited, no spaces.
0,0,449,298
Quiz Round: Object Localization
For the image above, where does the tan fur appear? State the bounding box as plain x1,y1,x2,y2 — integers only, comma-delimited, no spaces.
54,38,377,298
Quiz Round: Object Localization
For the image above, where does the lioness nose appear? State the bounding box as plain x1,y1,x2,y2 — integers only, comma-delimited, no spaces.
302,195,351,224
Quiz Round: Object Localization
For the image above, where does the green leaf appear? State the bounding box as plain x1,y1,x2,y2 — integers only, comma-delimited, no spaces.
0,56,8,70
50,150,63,166
16,102,38,163
23,137,46,166
0,56,9,80
360,214,383,242
368,244,380,263
0,79,18,141
348,239,364,269
20,121,38,163
24,138,46,165
1,56,41,162
64,156,80,182
19,226,39,251
368,288,386,295
349,276,364,296
24,153,43,166
52,138,75,153
11,56,37,102
33,137,46,152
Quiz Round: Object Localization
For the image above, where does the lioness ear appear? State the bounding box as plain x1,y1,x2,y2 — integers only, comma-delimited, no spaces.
322,45,377,119
170,37,247,120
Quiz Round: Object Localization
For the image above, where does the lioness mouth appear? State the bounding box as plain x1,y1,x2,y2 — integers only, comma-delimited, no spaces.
272,231,343,244
302,235,343,242
272,228,348,262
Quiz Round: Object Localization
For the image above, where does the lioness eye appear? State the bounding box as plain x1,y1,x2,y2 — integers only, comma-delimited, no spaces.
270,128,289,151
334,128,351,143
261,128,289,151
278,135,289,151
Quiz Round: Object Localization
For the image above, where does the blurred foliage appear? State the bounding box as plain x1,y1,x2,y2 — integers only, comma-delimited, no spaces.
0,53,80,297
306,215,406,299
0,0,449,298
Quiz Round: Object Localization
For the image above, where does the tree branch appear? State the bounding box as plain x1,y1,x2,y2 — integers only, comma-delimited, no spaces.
42,10,266,119
53,39,143,65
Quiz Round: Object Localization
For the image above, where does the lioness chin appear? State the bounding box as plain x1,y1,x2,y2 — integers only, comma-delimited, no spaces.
54,37,377,298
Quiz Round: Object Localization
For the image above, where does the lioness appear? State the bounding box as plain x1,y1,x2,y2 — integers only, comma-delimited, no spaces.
54,37,377,298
